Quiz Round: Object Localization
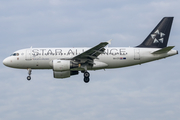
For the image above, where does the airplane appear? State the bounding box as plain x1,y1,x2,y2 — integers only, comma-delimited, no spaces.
3,17,178,83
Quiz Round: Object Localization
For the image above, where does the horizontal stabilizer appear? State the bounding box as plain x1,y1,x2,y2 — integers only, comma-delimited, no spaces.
152,46,175,54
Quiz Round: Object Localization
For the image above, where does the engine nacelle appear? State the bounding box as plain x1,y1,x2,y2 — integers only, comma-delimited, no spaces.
53,60,79,71
53,71,79,78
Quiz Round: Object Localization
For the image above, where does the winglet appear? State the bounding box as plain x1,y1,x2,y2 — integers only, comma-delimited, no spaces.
107,39,112,44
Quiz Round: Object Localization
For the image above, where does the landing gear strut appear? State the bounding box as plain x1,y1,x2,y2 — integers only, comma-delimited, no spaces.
84,71,90,83
27,68,32,81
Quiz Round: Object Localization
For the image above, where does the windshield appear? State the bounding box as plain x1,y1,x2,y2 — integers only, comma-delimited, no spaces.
11,53,19,56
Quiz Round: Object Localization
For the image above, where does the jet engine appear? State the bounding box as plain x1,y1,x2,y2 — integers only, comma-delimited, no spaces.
53,60,79,71
53,71,79,78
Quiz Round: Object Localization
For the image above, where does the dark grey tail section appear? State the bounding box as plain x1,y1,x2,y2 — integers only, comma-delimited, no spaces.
137,17,174,48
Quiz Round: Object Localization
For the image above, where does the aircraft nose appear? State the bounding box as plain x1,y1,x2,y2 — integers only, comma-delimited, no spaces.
3,58,9,66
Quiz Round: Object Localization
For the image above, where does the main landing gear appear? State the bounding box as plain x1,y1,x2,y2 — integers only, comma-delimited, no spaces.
83,71,90,83
27,68,32,81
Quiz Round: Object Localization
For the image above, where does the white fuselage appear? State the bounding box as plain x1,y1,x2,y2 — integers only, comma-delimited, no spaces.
3,47,178,70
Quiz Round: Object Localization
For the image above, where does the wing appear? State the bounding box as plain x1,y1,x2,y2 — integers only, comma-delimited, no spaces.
71,39,112,64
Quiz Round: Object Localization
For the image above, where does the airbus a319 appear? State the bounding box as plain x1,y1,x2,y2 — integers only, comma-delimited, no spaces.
3,17,178,83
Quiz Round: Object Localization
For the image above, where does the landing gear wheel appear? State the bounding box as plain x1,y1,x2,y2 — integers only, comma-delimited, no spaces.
83,71,90,83
27,68,32,81
84,71,90,78
27,76,31,81
84,77,90,83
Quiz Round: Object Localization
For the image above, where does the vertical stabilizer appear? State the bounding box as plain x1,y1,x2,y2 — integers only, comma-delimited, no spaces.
137,17,174,48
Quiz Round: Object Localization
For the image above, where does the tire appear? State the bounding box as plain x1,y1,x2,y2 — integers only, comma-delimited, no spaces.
84,71,90,78
84,77,90,83
27,76,31,81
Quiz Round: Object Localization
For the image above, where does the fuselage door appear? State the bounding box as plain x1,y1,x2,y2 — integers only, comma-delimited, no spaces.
26,49,32,61
134,49,140,60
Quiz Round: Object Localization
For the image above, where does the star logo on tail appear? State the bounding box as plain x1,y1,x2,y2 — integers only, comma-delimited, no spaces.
151,30,165,44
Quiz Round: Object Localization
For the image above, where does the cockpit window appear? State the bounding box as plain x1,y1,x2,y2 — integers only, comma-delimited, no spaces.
11,53,19,56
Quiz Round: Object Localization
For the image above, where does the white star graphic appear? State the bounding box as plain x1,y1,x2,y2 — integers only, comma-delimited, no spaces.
151,30,165,44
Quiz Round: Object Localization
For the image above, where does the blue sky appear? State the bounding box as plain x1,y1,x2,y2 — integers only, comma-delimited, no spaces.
0,0,180,120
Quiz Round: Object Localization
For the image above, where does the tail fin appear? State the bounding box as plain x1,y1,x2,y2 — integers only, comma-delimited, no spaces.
137,17,174,48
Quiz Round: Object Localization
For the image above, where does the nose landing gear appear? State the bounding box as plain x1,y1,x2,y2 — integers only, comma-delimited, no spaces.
27,68,32,81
